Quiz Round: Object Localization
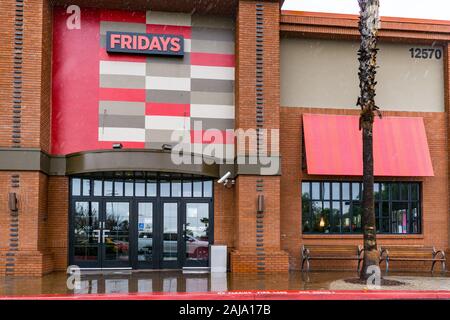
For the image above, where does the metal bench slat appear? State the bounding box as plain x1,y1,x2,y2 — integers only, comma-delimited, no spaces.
301,244,363,272
379,245,446,273
310,257,361,260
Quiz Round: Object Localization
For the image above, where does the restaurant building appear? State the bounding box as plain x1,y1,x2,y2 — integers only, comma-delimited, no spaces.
0,0,449,276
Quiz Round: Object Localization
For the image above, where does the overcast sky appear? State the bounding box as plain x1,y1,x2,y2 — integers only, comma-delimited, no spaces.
282,0,450,21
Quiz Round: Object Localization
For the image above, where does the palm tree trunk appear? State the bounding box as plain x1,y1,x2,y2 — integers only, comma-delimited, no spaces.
361,125,379,279
357,0,381,280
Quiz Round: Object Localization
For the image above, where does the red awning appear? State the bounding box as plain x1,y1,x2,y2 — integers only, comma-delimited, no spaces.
303,114,434,176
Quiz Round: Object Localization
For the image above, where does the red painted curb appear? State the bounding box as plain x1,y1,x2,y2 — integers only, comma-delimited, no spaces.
1,290,450,300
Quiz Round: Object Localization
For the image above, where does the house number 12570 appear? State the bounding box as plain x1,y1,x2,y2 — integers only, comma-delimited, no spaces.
409,47,442,59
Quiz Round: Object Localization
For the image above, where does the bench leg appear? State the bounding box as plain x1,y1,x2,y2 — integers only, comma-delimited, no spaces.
385,258,389,275
301,258,307,272
431,261,436,273
442,261,446,273
357,259,362,275
301,271,310,283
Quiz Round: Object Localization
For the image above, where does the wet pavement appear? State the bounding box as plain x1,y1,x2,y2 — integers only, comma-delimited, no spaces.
1,270,449,296
331,275,450,291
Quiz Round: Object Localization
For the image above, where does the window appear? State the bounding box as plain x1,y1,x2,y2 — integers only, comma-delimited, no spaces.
71,175,214,199
302,181,421,234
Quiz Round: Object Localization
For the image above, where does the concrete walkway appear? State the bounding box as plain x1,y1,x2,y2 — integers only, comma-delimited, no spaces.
1,290,450,300
1,271,449,298
330,276,450,291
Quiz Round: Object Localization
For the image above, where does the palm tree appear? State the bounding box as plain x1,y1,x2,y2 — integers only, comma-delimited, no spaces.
357,0,381,280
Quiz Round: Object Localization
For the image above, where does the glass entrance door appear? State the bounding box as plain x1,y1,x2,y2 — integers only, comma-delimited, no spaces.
135,200,211,268
183,202,211,267
135,201,156,268
72,201,101,268
102,202,131,268
161,202,181,268
70,176,214,270
70,200,131,268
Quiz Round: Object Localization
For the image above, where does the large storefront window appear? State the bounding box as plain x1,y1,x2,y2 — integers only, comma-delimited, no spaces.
302,181,421,234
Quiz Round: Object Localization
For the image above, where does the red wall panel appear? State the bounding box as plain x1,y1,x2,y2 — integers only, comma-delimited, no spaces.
52,7,101,155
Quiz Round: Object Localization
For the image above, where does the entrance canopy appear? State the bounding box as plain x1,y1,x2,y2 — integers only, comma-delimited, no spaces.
302,114,434,176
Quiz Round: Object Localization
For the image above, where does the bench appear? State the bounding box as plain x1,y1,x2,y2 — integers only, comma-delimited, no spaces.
301,244,364,272
379,245,446,273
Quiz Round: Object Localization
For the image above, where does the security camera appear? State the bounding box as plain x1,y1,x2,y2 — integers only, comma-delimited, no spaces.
217,171,231,184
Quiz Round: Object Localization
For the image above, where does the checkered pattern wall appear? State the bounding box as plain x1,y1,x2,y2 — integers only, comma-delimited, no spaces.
52,8,235,158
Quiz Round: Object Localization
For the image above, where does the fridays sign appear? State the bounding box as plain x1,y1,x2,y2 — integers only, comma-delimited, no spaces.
106,31,184,56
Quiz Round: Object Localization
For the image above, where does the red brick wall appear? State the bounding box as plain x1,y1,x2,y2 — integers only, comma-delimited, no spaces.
235,0,281,154
47,176,69,271
231,1,289,273
40,1,53,153
0,173,12,251
21,0,50,149
0,0,52,150
16,172,40,251
213,181,235,248
281,12,450,43
0,0,55,276
0,172,54,276
262,1,280,153
3,0,450,276
235,1,257,156
231,176,283,251
280,107,450,271
279,12,450,272
0,0,14,147
443,43,450,259
38,173,48,252
231,176,289,273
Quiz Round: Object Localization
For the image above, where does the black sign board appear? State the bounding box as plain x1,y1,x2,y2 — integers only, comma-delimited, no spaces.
106,31,184,56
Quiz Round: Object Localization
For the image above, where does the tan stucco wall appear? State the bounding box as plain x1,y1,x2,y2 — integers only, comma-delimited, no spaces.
281,38,444,112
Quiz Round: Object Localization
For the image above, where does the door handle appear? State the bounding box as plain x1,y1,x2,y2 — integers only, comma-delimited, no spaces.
93,229,101,244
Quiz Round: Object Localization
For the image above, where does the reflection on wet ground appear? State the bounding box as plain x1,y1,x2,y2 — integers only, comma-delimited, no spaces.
0,270,448,296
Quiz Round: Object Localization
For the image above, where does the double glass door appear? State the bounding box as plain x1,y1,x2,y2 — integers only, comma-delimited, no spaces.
71,199,211,269
136,201,181,269
71,201,131,268
136,200,211,269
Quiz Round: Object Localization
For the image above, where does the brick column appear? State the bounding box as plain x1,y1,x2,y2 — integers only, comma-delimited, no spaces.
230,0,289,273
0,0,53,276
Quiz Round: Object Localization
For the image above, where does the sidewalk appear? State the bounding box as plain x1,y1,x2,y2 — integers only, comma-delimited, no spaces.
330,276,450,291
1,290,450,300
1,271,449,298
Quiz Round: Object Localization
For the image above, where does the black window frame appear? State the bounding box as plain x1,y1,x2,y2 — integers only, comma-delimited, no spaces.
69,172,215,269
70,173,214,199
301,181,422,235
